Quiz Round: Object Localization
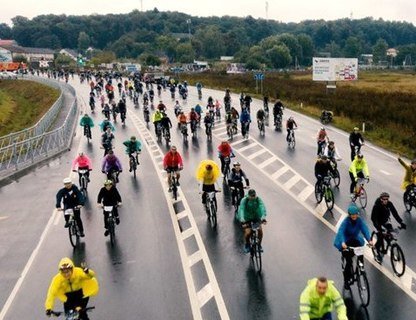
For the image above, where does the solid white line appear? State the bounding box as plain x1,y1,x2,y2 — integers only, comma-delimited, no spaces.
298,185,315,202
188,251,203,267
258,156,277,169
247,148,267,160
176,211,189,220
283,175,301,189
0,216,8,221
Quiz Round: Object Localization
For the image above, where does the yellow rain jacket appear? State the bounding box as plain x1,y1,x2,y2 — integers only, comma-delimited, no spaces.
45,258,99,310
299,278,347,320
349,157,369,178
196,160,220,185
398,158,416,189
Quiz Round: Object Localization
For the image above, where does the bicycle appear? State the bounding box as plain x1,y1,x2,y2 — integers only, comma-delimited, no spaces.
76,169,90,198
314,176,334,210
342,246,370,307
329,158,341,188
169,169,180,201
221,156,231,184
63,208,81,248
190,120,198,138
129,151,140,179
50,306,95,319
226,123,234,140
205,190,220,228
351,178,369,208
258,119,265,135
246,221,266,273
83,125,91,143
143,106,150,124
230,185,248,214
404,186,416,213
180,123,188,142
106,168,120,186
103,205,118,246
241,122,250,139
274,114,282,131
120,111,126,126
287,128,296,149
370,226,405,276
155,122,162,142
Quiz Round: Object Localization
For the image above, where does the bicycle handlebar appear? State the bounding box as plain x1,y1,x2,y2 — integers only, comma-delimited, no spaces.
50,306,95,317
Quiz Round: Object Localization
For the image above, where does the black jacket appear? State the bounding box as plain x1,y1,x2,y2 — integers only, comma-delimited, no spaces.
349,132,364,146
371,198,402,230
314,160,334,178
97,187,122,206
56,185,84,209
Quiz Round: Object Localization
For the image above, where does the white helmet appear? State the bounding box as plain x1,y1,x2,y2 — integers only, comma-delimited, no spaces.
63,177,72,184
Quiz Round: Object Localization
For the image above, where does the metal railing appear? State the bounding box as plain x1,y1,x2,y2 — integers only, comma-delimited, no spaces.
0,79,78,179
0,77,66,149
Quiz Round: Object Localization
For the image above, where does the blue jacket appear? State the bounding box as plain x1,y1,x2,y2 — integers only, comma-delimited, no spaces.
334,217,371,251
240,111,251,123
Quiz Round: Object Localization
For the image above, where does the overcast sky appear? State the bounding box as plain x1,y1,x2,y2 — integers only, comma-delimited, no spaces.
1,0,415,26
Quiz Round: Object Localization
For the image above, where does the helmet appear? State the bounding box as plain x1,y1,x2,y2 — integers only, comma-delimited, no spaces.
379,192,390,198
63,177,72,184
328,141,334,145
78,152,84,156
357,153,364,159
58,257,74,271
248,189,256,197
130,136,136,140
354,127,359,131
321,126,325,130
233,162,241,167
104,179,113,186
205,164,213,170
347,204,359,215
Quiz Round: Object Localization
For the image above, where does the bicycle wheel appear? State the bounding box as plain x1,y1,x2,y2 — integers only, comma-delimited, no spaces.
172,181,178,201
68,222,78,248
390,243,406,277
370,232,379,259
359,188,367,208
332,169,340,188
357,270,370,307
255,243,262,273
133,164,137,179
314,182,323,203
209,202,217,228
324,187,334,210
403,194,412,212
109,219,115,246
81,177,88,198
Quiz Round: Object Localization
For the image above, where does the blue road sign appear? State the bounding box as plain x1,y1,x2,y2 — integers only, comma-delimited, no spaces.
254,73,264,80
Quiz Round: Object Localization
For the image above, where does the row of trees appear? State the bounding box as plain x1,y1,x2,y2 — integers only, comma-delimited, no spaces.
1,9,416,68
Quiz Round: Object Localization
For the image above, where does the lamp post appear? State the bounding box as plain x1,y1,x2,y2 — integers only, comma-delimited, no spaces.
186,19,191,40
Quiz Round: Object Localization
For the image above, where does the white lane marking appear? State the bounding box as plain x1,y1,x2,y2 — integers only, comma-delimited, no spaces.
230,139,246,147
237,142,258,153
53,209,61,225
298,185,315,202
181,228,195,241
212,126,226,133
0,216,8,221
197,283,214,308
258,156,277,169
271,166,289,179
188,251,203,267
176,211,189,220
247,148,267,160
380,169,391,176
283,175,301,189
129,111,230,320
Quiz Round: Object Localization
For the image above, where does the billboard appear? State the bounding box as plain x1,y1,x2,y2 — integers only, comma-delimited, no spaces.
0,48,12,62
313,58,358,81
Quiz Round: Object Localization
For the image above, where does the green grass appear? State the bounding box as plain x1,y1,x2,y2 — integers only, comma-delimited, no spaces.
182,71,415,158
0,80,60,136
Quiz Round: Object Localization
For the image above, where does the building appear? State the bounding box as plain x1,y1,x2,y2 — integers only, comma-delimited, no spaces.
0,44,54,63
60,49,79,61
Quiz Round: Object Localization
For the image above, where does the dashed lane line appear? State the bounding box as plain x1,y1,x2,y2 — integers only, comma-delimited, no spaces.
128,110,230,320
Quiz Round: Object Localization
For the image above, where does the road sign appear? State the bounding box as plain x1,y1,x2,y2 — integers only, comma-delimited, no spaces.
254,73,264,80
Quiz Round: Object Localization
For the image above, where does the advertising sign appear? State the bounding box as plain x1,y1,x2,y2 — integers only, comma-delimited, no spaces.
313,58,358,81
0,48,12,62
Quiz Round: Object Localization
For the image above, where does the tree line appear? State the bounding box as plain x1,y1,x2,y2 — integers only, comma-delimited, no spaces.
1,9,416,68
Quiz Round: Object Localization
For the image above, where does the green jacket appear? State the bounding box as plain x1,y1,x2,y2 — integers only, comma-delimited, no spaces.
299,278,347,320
398,158,416,189
236,196,266,222
349,157,369,178
80,116,94,127
123,140,142,154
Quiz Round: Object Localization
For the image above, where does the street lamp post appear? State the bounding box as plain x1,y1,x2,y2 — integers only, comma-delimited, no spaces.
186,19,191,40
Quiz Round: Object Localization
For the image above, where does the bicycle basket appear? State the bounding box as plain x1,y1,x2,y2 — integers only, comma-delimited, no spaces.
352,246,365,256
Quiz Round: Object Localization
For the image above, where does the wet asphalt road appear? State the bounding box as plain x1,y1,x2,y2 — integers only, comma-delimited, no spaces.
0,76,415,319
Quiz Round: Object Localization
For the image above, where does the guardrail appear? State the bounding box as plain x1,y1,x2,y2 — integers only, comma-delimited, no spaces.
0,77,67,149
0,78,78,179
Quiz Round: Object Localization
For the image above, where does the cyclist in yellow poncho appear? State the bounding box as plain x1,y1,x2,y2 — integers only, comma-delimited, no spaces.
196,160,221,205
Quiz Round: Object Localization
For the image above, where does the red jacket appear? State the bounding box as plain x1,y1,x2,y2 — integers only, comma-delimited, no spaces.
218,143,232,157
163,151,183,168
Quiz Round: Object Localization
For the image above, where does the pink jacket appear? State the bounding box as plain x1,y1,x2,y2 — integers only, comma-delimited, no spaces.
72,155,92,170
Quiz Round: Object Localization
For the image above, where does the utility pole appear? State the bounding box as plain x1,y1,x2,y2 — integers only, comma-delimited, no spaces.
265,1,269,20
140,0,143,12
186,19,192,40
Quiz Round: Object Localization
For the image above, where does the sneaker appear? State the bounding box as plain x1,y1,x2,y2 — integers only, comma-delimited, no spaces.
375,254,383,264
168,187,172,192
350,193,355,199
115,217,120,225
243,244,250,254
258,245,264,253
64,222,70,228
104,230,109,237
80,232,85,237
176,181,180,187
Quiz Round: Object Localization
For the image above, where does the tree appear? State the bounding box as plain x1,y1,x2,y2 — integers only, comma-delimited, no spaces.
194,25,225,59
90,50,116,65
78,31,91,52
35,35,61,49
155,35,177,61
343,36,362,58
297,34,314,66
277,33,301,64
0,23,12,39
372,38,388,63
54,53,75,68
176,42,195,63
139,53,161,66
266,44,292,69
323,41,342,57
13,55,27,63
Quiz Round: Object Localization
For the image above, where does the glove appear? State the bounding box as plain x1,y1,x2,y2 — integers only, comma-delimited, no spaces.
400,223,407,230
46,309,52,316
355,177,358,182
366,176,370,182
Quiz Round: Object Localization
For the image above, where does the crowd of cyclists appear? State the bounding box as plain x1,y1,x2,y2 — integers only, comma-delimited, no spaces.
44,69,416,319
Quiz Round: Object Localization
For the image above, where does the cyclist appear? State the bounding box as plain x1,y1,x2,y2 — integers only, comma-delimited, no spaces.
157,100,167,112
194,103,203,120
204,112,214,136
102,103,111,119
117,99,127,123
348,153,369,197
243,94,252,111
207,96,214,107
163,146,183,192
123,136,142,172
196,82,202,95
101,150,122,182
231,107,239,132
398,157,416,203
97,179,122,236
98,119,114,132
286,116,298,141
273,99,284,124
256,108,266,131
236,189,267,253
217,141,234,175
324,141,342,163
80,114,94,138
72,152,92,185
160,112,173,139
240,108,251,137
228,162,250,206
316,127,329,156
101,127,114,156
239,92,245,107
189,107,199,133
314,155,336,190
152,109,164,135
299,277,347,320
263,95,269,113
371,192,406,263
143,91,149,105
88,92,95,112
177,111,188,130
45,257,99,319
334,204,373,289
196,160,221,205
214,99,221,118
349,127,365,161
56,178,85,237
174,100,182,117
